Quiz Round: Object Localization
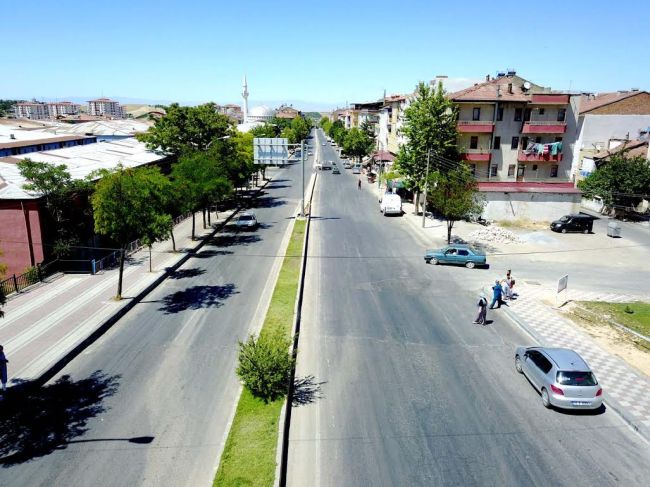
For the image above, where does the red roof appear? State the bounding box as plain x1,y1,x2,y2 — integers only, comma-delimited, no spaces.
580,91,647,114
477,182,581,194
449,75,571,103
372,150,395,161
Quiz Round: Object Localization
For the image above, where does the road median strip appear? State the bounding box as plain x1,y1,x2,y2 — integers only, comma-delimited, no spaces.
214,218,307,487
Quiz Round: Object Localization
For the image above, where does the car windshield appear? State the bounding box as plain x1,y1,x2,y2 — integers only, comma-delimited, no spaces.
239,215,254,221
556,371,597,386
559,216,570,222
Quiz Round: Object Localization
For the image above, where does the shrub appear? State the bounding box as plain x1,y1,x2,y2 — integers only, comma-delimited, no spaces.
624,305,634,314
236,331,294,402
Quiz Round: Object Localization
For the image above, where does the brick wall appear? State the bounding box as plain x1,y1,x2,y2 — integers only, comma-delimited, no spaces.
0,200,45,277
587,93,650,115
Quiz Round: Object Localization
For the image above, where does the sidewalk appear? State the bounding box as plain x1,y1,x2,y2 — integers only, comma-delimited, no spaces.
363,179,650,440
0,176,274,388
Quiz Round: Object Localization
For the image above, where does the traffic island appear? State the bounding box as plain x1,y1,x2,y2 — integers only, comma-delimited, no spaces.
213,219,306,487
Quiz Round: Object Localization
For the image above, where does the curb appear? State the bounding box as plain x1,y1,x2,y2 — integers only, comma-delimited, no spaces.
277,172,317,487
26,177,273,388
498,291,650,444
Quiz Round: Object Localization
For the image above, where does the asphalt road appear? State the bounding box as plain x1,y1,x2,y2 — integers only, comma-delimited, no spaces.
0,148,313,486
287,131,650,486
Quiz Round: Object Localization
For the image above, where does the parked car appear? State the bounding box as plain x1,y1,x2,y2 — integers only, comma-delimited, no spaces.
380,193,402,216
515,347,603,410
424,244,486,268
235,212,258,230
550,214,594,233
342,160,352,169
352,164,361,174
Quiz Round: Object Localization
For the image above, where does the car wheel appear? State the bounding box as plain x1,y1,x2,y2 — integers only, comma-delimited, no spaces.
515,356,523,374
430,257,439,265
583,229,589,234
465,261,476,269
541,388,551,408
425,259,431,264
561,228,567,234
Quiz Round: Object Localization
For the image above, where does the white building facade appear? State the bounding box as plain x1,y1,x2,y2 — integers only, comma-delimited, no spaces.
87,98,125,118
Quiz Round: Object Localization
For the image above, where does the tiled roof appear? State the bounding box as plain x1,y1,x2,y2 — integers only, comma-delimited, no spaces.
477,182,581,194
0,134,94,150
580,91,647,114
592,139,648,160
449,75,569,103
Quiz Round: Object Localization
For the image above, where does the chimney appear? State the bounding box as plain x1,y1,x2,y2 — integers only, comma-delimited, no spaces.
508,83,513,94
10,134,15,140
497,85,502,97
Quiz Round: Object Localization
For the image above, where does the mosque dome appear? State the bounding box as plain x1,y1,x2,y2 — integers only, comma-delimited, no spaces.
248,105,276,121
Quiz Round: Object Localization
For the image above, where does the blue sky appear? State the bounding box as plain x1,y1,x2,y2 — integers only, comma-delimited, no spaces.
3,0,649,110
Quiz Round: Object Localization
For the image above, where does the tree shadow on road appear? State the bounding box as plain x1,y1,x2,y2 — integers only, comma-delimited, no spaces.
191,249,235,258
292,375,326,407
255,196,287,208
167,267,206,279
0,371,120,467
208,234,262,248
158,284,238,314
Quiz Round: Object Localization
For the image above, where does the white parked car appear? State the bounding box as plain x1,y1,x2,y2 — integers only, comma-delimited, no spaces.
380,193,402,216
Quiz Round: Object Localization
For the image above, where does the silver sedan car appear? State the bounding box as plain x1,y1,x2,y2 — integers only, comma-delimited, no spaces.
515,347,603,410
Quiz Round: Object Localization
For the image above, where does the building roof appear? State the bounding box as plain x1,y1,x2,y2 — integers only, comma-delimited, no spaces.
42,119,152,137
249,105,276,117
88,98,118,102
372,150,395,161
0,138,166,200
592,139,648,160
580,91,647,114
0,124,94,149
449,74,569,103
477,182,581,194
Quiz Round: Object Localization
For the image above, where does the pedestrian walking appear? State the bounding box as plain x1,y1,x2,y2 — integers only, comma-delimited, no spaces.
473,293,488,325
489,279,503,309
0,345,8,393
358,179,361,190
501,278,510,300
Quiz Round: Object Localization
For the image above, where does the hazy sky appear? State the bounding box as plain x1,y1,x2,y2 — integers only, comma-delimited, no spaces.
3,0,649,110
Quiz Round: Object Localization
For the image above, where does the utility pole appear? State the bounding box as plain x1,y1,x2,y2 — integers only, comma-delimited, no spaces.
421,149,431,228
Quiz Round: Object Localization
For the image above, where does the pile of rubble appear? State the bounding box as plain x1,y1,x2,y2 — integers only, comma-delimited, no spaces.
467,226,522,244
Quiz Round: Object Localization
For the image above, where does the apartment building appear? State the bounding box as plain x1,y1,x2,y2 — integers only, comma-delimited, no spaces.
87,98,125,118
378,94,409,153
14,102,49,120
47,101,80,118
449,72,579,183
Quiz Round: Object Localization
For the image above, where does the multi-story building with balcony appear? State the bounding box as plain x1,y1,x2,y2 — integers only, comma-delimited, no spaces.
14,102,49,120
47,101,80,118
450,72,579,183
87,98,125,118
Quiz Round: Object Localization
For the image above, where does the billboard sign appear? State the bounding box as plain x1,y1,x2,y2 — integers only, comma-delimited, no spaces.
254,137,289,165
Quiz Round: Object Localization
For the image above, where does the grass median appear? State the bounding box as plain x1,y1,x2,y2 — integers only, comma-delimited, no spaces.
214,218,306,487
576,301,650,337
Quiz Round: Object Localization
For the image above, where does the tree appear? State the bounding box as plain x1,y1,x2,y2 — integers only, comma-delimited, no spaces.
171,152,232,239
249,122,279,139
136,103,233,155
427,165,484,244
395,81,459,212
343,127,374,163
578,154,650,212
18,159,92,257
236,330,294,402
328,120,346,146
290,115,312,142
280,126,297,144
91,166,172,299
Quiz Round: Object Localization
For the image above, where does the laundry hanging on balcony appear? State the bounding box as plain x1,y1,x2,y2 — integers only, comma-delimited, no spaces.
523,141,562,157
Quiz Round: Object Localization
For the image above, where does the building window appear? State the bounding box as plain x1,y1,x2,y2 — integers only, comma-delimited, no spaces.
493,136,501,150
524,108,532,121
539,108,545,115
521,137,529,150
469,164,476,176
496,107,504,121
535,136,542,143
555,136,563,143
517,165,526,177
508,164,516,177
490,165,498,177
511,136,519,149
472,107,481,121
550,165,559,177
470,136,479,149
557,108,566,122
514,108,523,121
532,164,538,171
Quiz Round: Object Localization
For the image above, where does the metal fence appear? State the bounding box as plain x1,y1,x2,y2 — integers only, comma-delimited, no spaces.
0,260,60,298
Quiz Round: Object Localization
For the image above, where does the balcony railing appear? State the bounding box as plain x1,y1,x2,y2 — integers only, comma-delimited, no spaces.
475,176,571,183
457,120,495,133
517,150,563,162
461,149,491,162
522,121,567,134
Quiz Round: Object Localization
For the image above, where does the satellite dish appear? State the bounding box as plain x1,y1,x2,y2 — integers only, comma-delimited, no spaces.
523,81,531,90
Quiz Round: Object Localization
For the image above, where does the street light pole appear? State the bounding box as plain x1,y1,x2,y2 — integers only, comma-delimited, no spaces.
301,139,305,216
421,149,431,228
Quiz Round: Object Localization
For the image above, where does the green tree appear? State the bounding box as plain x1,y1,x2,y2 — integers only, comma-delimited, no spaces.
18,159,92,257
328,120,346,146
280,126,297,144
427,165,484,244
171,152,232,240
236,330,294,402
91,166,172,299
136,103,233,155
290,115,311,142
578,154,650,212
343,127,374,163
395,81,459,212
249,122,279,139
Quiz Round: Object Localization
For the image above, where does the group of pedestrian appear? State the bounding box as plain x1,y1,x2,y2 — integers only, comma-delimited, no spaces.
473,270,516,325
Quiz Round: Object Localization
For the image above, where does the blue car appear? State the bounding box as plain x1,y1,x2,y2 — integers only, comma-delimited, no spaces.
424,244,486,269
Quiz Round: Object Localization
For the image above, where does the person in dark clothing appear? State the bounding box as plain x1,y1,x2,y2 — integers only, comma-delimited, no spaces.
489,280,503,309
0,345,8,392
358,179,361,190
473,294,488,325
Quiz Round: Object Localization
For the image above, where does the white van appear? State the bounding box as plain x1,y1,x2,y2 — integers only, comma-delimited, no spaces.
380,193,402,216
352,164,361,174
